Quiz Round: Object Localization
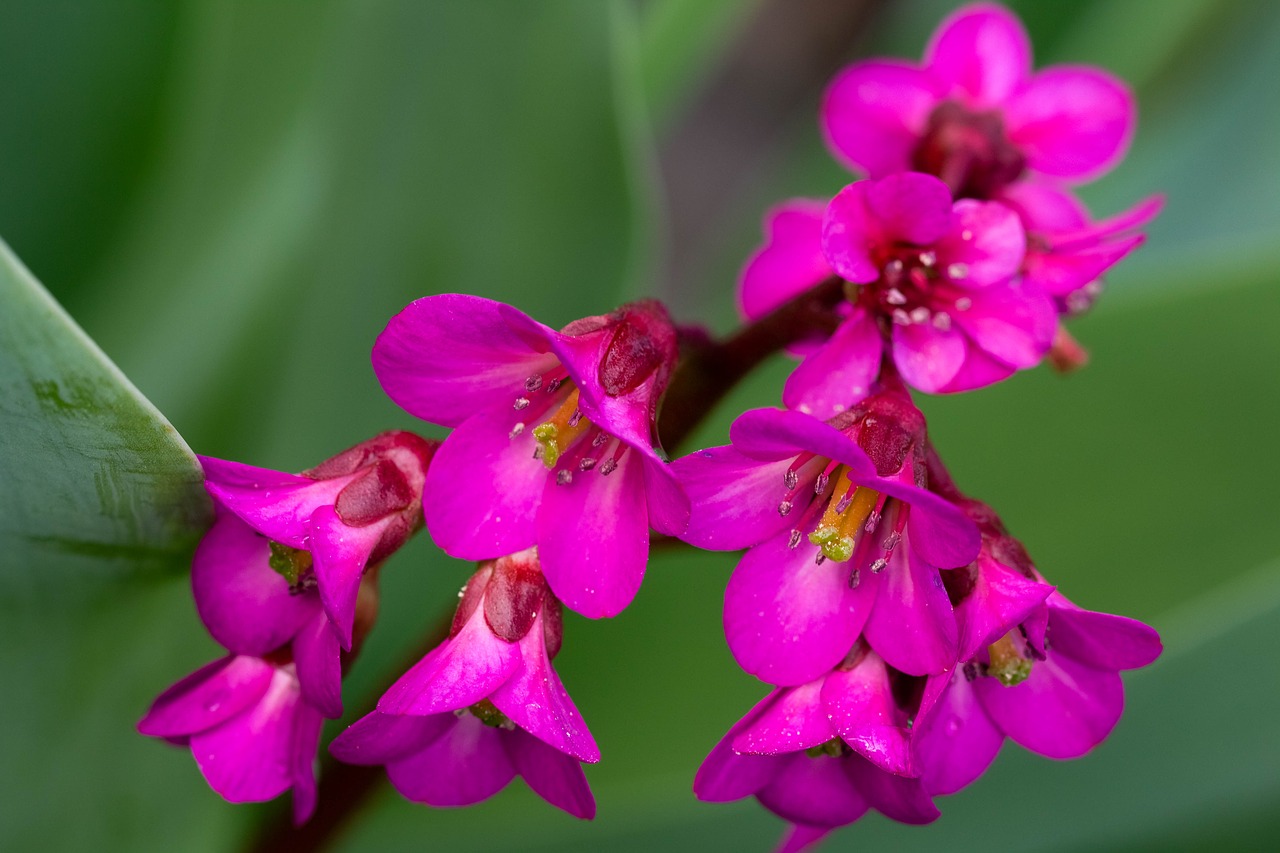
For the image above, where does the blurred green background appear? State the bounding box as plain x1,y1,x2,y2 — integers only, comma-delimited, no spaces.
1,0,1278,851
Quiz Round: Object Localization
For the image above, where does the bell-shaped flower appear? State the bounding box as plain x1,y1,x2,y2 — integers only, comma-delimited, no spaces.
694,683,940,843
137,654,325,824
199,430,435,650
914,502,1162,794
372,295,690,618
822,3,1134,199
331,550,597,817
672,389,979,684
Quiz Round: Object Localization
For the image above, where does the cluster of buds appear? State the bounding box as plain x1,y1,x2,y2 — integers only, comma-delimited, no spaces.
137,4,1162,850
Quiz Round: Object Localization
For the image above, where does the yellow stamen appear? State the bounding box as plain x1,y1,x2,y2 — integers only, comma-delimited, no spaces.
988,631,1033,686
531,388,591,468
807,468,880,562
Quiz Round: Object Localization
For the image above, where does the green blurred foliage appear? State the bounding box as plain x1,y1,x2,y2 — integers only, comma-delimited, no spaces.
1,0,1277,851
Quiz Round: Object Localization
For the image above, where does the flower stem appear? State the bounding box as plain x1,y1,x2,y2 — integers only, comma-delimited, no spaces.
658,276,843,452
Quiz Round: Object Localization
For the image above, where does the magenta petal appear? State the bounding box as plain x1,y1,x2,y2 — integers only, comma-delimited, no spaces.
507,728,596,819
925,4,1031,106
1046,599,1162,671
695,696,789,802
998,181,1088,232
290,702,324,825
740,200,833,321
138,656,274,738
308,506,385,649
862,546,958,676
199,457,354,547
724,527,879,686
642,455,691,538
938,345,1017,393
891,322,966,393
1052,194,1164,248
1006,67,1134,181
782,312,882,419
822,60,942,176
385,714,515,806
914,671,1003,796
821,182,881,283
865,173,954,246
292,609,343,718
372,293,558,428
1025,235,1143,298
329,711,454,765
732,682,833,755
424,402,545,561
951,283,1057,369
821,653,913,776
975,652,1123,759
671,447,795,551
729,408,878,480
876,486,979,570
846,756,940,824
188,667,302,803
538,448,649,619
758,754,870,828
378,609,522,716
956,556,1054,661
191,511,314,655
936,199,1025,287
490,614,600,762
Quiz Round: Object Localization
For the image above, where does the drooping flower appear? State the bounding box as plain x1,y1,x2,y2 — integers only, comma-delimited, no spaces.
331,550,597,817
822,2,1133,199
198,430,435,650
372,295,690,618
740,173,1054,415
137,654,325,824
694,680,940,844
913,497,1162,794
672,388,979,684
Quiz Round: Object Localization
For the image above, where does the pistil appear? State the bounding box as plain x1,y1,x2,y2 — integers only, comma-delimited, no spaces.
807,467,881,562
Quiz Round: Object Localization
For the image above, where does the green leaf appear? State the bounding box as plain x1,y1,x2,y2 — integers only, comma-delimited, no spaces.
0,237,209,596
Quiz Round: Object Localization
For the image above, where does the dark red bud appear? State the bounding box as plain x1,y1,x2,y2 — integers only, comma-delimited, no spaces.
855,389,926,477
483,552,548,643
451,564,493,638
335,459,414,526
596,300,678,397
542,596,564,660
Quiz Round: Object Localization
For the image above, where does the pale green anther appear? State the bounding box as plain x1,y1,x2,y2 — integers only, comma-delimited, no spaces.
807,526,853,561
268,540,312,585
469,698,515,729
532,423,561,468
805,738,847,758
991,657,1033,687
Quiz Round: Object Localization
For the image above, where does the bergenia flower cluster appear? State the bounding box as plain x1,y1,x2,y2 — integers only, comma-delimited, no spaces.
138,5,1162,849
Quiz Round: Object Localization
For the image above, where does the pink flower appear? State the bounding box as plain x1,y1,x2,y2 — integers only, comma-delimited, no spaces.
138,654,324,824
741,174,1055,415
671,390,979,684
913,501,1162,794
695,683,940,840
822,3,1134,198
199,430,435,650
331,550,597,818
372,295,690,618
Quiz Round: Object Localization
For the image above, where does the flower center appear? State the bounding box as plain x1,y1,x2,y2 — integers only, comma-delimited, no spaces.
807,467,882,563
986,630,1033,686
911,100,1026,200
850,245,973,332
268,541,315,593
510,370,626,484
467,698,516,729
